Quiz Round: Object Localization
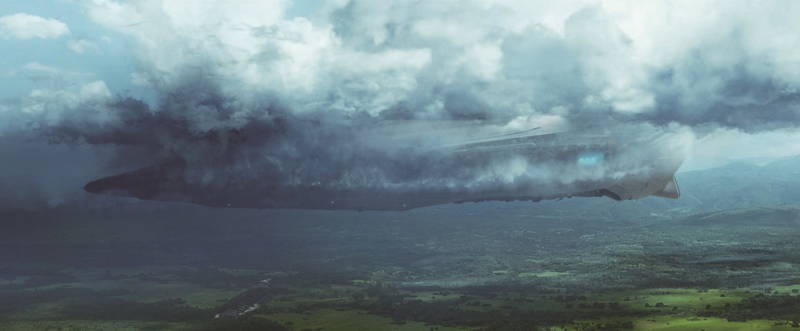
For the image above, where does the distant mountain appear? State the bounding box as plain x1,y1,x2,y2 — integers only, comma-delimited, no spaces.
676,155,800,211
676,205,800,226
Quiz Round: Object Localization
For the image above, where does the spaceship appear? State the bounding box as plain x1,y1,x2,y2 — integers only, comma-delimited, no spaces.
84,122,685,211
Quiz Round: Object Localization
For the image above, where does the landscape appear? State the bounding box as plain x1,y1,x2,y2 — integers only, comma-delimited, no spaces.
4,1,800,330
4,157,800,330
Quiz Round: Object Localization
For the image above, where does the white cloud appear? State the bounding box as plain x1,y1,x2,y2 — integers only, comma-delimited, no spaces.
79,81,112,100
0,13,69,40
67,39,98,53
14,62,93,84
5,81,116,132
22,62,62,75
76,1,800,129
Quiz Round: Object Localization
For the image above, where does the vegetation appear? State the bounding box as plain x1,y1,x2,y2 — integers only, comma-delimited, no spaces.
6,159,800,329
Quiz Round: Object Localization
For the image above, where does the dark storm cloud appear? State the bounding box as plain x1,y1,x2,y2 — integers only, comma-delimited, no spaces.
645,63,800,132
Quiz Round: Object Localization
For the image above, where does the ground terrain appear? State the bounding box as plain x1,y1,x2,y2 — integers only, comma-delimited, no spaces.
3,202,800,330
4,159,800,330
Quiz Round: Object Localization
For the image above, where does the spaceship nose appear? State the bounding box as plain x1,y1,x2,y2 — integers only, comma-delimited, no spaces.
84,174,130,195
83,178,105,194
83,160,185,198
83,169,159,198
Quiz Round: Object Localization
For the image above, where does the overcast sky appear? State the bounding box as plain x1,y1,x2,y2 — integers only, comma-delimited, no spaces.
3,0,800,205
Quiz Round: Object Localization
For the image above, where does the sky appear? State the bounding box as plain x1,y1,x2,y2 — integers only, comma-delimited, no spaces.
2,0,800,206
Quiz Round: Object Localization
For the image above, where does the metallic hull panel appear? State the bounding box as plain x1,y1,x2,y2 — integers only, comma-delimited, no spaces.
84,124,687,211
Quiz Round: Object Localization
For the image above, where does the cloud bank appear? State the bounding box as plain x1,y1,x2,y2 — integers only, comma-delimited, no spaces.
3,0,800,208
78,1,800,130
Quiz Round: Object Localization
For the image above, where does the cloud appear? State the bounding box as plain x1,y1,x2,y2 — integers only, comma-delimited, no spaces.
15,62,92,83
0,13,69,40
5,1,800,207
75,1,800,130
67,38,99,53
22,62,61,74
0,80,114,138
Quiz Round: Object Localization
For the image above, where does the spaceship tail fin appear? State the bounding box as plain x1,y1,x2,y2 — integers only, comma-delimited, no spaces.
653,177,680,199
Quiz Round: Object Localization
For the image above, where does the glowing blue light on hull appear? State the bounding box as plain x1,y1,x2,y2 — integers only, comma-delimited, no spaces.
577,152,605,167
